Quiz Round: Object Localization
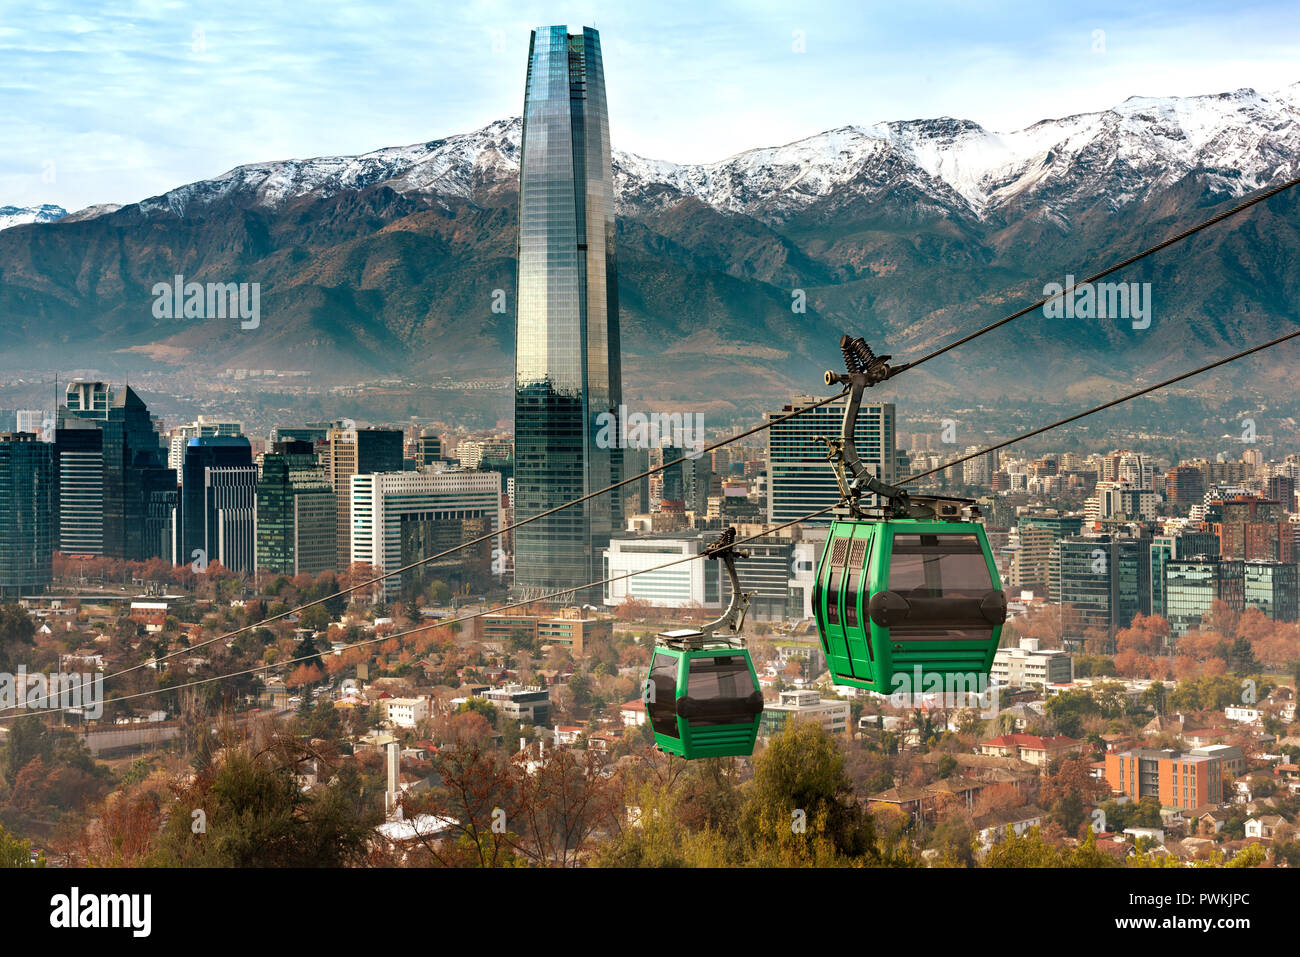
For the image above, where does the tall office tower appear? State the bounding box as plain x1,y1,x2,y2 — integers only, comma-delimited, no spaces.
329,426,404,572
417,430,443,467
63,380,113,419
53,420,104,555
513,25,622,600
99,387,177,562
0,433,55,597
256,440,336,576
1051,535,1149,644
766,394,895,524
182,436,256,573
350,470,502,603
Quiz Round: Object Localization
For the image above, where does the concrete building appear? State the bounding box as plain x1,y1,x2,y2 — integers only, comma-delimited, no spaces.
991,638,1073,687
350,469,501,603
1104,748,1223,810
759,689,850,738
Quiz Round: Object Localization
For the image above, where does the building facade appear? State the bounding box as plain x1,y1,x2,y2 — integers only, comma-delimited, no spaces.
0,433,55,597
767,394,895,525
513,25,622,601
350,470,501,603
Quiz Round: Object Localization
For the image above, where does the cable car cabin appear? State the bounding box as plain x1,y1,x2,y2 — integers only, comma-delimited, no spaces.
646,630,764,759
813,519,1007,695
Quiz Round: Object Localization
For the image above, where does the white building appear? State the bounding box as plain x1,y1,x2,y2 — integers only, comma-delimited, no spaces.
991,638,1073,687
384,697,430,729
760,690,850,737
603,535,723,609
350,470,502,602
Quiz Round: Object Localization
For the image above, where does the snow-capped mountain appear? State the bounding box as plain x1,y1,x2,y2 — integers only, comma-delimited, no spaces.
60,82,1300,228
0,204,67,230
1,83,1296,406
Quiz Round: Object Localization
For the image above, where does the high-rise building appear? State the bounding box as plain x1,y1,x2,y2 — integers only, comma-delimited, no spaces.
1206,496,1293,562
767,394,895,524
1052,535,1149,643
182,436,256,574
350,470,502,603
1149,530,1220,618
63,380,112,419
1164,465,1205,507
98,387,177,562
1165,557,1245,636
512,25,622,601
256,440,336,577
1243,561,1299,623
417,430,443,467
329,426,404,573
53,421,104,555
0,433,55,597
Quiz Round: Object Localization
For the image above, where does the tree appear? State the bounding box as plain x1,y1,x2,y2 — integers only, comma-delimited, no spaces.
738,721,878,864
0,603,36,673
157,740,379,867
0,822,43,867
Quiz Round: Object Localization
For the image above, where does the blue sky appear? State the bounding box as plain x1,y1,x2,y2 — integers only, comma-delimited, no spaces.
3,0,1298,211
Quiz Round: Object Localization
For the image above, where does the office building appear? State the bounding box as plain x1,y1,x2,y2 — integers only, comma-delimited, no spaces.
767,394,895,524
1165,557,1245,636
991,638,1073,687
1243,561,1298,623
603,534,723,609
96,387,177,562
0,433,55,597
256,440,337,576
52,421,104,555
1052,535,1149,643
760,690,850,738
416,430,442,467
330,426,404,573
350,469,501,603
182,436,256,574
513,26,622,601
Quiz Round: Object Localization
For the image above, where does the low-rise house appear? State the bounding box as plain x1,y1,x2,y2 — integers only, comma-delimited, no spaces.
1244,814,1286,841
867,786,929,819
974,805,1047,851
1188,806,1229,836
976,733,1084,767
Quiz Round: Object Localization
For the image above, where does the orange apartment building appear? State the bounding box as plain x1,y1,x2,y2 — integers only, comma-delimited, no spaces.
1104,748,1223,810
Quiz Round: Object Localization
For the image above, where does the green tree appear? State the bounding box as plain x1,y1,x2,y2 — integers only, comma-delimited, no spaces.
0,822,44,867
738,720,879,864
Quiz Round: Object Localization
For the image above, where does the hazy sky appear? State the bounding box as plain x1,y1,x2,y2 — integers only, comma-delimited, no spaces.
3,0,1298,211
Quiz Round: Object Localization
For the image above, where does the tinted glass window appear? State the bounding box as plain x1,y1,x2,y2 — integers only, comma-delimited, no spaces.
647,653,680,737
827,567,842,625
685,655,757,726
888,534,992,598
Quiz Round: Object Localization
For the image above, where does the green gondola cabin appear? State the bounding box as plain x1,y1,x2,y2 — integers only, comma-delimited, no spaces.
813,518,1006,694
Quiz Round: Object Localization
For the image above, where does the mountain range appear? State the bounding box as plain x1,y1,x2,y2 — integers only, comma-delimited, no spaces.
2,83,1298,414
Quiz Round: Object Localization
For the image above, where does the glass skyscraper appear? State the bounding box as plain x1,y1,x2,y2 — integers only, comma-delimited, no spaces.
513,25,622,600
